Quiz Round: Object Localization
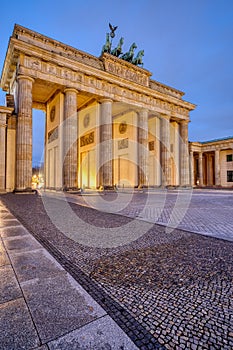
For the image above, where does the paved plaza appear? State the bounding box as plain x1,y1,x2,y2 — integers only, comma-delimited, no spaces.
0,189,233,349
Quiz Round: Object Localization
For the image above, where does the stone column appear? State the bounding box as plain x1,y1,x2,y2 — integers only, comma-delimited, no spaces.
6,115,16,192
160,115,170,186
100,99,113,187
198,152,203,186
180,120,190,186
138,109,149,187
0,109,7,191
189,150,194,187
16,75,34,191
208,154,214,186
215,149,220,186
63,88,78,189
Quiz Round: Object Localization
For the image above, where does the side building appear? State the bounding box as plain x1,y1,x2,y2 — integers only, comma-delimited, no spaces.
189,137,233,188
0,24,195,192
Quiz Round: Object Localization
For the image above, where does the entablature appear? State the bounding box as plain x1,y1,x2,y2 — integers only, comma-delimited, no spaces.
1,24,196,122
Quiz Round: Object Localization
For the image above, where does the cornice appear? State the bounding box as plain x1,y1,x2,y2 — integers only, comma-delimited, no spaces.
0,106,14,114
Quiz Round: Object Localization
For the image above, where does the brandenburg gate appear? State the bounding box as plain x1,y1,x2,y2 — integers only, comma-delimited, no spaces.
0,24,195,192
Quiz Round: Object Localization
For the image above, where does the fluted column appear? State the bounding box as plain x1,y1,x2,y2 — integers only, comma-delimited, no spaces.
6,115,16,192
180,120,190,186
215,149,220,186
160,115,170,186
16,75,34,191
198,152,203,186
138,109,149,187
100,99,113,187
63,88,78,189
189,150,194,187
0,109,7,191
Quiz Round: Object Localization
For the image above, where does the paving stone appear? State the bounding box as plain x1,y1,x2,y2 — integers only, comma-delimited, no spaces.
0,298,40,349
11,248,64,283
0,242,10,266
0,219,21,228
48,315,139,349
21,273,106,343
0,265,22,303
0,225,29,238
0,212,15,220
3,235,41,255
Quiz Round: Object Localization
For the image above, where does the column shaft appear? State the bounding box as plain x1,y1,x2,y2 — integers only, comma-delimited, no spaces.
180,121,190,186
189,150,194,187
160,116,170,186
215,150,220,186
63,88,78,189
138,109,149,187
198,152,203,186
16,76,34,190
6,116,16,191
0,113,7,191
100,99,113,187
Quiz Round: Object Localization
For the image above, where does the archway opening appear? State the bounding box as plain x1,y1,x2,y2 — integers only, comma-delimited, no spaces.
32,109,45,189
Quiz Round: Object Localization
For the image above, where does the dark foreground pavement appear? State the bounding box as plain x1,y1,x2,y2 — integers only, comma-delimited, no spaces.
0,192,233,350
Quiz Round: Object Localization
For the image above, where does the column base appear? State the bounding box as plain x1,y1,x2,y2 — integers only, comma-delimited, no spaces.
14,188,37,194
63,186,82,194
103,185,116,191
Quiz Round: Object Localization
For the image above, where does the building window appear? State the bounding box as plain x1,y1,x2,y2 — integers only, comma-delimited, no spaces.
226,154,233,162
227,171,233,182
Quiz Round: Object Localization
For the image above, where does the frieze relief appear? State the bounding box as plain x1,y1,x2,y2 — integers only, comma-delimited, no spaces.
21,57,190,117
24,56,42,71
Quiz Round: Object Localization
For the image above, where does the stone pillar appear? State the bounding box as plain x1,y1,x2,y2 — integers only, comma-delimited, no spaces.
189,150,194,187
6,115,16,192
16,75,34,191
160,115,170,186
0,109,7,191
63,88,78,189
198,152,203,186
208,154,214,186
180,120,190,186
100,99,113,187
215,149,220,186
138,109,149,187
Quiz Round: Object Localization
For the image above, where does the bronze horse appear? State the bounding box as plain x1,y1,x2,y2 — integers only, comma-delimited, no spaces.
121,42,137,63
111,37,124,57
132,50,144,66
101,33,111,55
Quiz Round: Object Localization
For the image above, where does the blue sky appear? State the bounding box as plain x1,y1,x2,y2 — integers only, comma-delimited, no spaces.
0,0,233,165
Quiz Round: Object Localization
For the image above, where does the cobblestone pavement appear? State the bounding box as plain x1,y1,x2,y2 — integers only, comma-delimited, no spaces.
55,188,233,242
1,191,233,350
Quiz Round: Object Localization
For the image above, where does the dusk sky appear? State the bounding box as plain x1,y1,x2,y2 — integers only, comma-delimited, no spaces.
0,0,232,165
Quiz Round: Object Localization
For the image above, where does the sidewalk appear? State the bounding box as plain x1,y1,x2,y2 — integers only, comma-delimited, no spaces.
0,200,139,350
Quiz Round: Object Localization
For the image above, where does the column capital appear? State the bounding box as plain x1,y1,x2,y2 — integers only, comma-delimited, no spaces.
160,113,170,121
136,107,149,113
0,106,14,115
64,87,79,94
99,98,113,104
180,119,189,125
17,75,35,83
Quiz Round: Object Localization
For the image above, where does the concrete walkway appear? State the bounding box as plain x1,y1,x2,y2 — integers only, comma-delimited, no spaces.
0,201,139,350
